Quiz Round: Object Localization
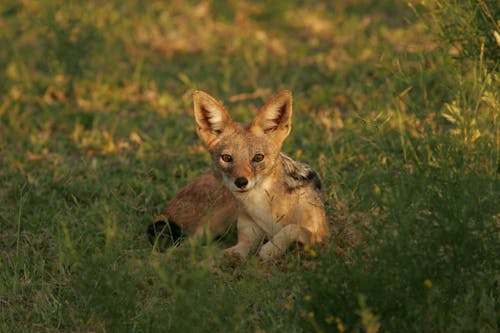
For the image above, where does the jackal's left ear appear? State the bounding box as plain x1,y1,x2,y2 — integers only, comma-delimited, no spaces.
193,91,234,147
251,91,292,144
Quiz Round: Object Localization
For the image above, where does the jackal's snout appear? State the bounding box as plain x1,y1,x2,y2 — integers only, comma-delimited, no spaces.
234,177,249,189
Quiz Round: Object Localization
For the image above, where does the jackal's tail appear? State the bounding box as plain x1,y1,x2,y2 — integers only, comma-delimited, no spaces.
147,216,184,251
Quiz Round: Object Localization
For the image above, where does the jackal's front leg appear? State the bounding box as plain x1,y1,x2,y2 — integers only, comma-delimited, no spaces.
224,213,264,259
258,224,312,261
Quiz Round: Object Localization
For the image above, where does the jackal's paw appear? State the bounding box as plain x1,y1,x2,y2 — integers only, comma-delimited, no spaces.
258,242,284,261
223,245,249,261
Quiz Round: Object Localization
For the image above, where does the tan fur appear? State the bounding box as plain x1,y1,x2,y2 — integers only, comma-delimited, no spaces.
158,171,238,238
193,90,328,261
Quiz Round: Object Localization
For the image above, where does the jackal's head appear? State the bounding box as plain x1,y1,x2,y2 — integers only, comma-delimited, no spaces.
193,90,292,194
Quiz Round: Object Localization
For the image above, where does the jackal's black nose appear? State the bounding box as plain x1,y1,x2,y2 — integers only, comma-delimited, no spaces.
234,177,248,189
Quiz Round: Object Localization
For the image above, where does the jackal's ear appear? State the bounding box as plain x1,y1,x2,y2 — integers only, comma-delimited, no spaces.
193,91,233,147
251,91,292,144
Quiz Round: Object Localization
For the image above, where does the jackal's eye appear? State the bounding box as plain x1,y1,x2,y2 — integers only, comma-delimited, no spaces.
253,153,264,163
220,154,233,163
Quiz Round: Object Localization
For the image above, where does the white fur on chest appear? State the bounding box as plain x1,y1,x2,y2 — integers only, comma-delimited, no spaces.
236,179,285,236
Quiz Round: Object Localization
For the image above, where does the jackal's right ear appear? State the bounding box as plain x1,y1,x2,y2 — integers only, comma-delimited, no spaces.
251,90,292,145
193,91,233,147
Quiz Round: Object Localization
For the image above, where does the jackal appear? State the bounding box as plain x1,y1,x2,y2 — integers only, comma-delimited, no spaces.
149,91,328,260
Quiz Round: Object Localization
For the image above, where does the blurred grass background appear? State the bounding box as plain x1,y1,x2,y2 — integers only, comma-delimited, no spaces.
0,0,498,332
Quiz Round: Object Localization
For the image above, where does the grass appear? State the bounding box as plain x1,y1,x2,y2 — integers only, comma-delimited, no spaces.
1,0,499,332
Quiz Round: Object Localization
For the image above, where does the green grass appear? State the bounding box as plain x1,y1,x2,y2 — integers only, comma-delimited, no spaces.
1,0,499,332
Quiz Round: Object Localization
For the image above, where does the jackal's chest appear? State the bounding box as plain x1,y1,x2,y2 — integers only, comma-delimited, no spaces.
237,188,288,236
